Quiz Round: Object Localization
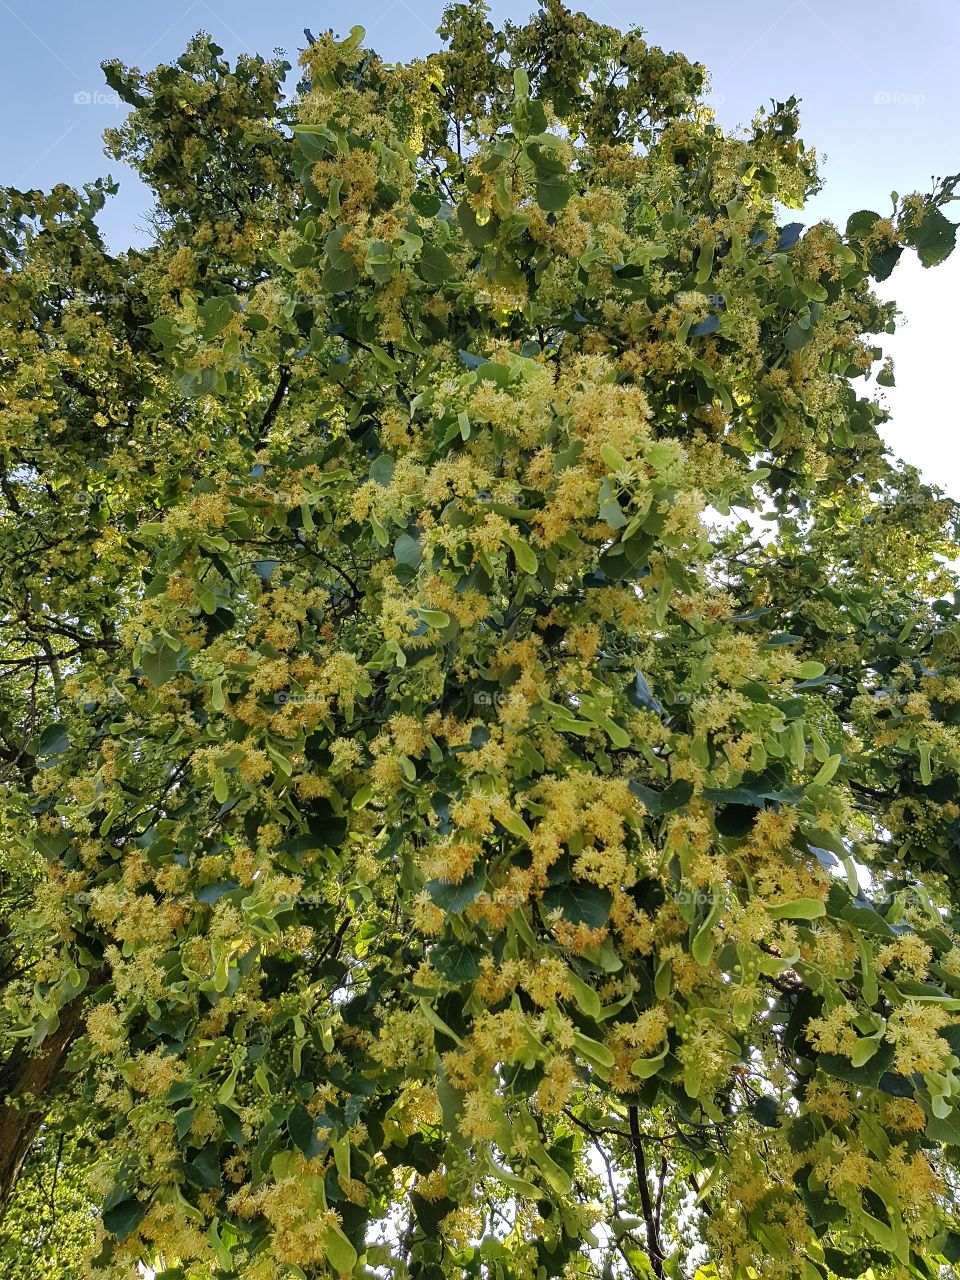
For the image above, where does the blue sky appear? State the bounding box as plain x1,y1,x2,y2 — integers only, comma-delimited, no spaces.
2,0,957,492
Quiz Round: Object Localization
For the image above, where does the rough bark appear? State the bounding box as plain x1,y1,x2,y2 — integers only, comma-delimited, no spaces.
0,989,91,1220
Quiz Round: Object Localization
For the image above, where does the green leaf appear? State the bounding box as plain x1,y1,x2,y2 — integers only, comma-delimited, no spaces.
175,1107,196,1140
217,1104,245,1146
777,222,804,250
411,1191,457,1235
187,1146,221,1190
322,225,360,293
811,754,841,785
37,723,69,757
432,940,482,983
476,361,512,387
823,1248,872,1278
542,881,612,928
287,1104,326,1158
691,891,724,964
846,210,881,238
418,242,455,285
201,295,234,337
337,24,366,51
767,897,826,921
411,189,442,218
427,867,486,913
370,454,395,485
598,478,627,529
870,243,903,280
629,779,693,817
818,1040,894,1087
909,207,957,267
536,175,572,212
785,322,811,351
102,1197,149,1240
826,884,895,938
322,1222,357,1274
797,660,826,679
503,532,538,573
419,997,466,1047
631,1045,669,1078
750,1096,779,1127
850,1033,883,1068
566,969,602,1020
418,608,451,629
704,781,802,808
800,279,828,302
572,1030,614,1071
196,880,239,905
924,1108,960,1145
458,201,497,246
599,443,628,472
142,643,180,687
394,532,422,569
294,126,332,162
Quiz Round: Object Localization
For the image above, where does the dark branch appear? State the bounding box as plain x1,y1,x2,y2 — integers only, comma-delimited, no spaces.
629,1105,664,1278
254,366,292,446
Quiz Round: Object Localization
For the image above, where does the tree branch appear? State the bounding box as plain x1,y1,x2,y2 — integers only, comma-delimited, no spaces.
628,1105,664,1278
254,366,291,446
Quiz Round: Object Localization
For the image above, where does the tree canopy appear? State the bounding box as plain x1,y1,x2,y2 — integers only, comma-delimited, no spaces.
2,5,960,1278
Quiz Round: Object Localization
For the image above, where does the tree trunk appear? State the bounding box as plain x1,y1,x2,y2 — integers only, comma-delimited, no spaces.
0,989,91,1219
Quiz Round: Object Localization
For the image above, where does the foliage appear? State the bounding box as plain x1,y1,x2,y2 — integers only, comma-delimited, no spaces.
0,1127,98,1280
2,6,960,1279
